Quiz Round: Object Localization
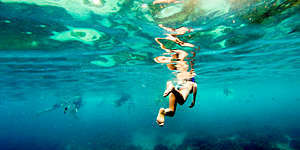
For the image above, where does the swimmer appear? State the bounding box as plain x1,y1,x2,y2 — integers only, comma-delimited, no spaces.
223,88,232,96
153,0,184,4
156,73,197,126
154,23,198,126
63,96,83,114
37,95,83,116
114,93,131,107
155,48,197,126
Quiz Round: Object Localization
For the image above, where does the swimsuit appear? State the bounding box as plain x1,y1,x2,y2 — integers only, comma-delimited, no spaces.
174,77,196,90
191,77,195,83
175,83,183,90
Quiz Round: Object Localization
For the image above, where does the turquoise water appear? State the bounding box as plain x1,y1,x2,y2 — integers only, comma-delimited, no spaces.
0,0,300,150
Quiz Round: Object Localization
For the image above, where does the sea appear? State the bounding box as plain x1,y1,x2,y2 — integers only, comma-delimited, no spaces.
0,0,299,150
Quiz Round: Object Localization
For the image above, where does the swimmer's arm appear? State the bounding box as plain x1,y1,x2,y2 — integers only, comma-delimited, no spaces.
189,83,197,108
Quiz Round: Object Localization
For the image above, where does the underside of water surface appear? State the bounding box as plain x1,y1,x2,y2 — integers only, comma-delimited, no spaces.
0,0,299,150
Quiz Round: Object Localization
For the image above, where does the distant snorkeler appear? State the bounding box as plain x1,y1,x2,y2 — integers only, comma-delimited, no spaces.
64,96,83,114
37,95,83,116
223,87,232,96
114,93,131,107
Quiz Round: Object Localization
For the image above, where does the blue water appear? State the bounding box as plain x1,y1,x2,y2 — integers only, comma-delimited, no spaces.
0,0,300,150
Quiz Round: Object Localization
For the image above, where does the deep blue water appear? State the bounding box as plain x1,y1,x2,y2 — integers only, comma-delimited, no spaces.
0,0,300,150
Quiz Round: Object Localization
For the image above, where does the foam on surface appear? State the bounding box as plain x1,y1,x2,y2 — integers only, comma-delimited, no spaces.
1,0,126,18
50,27,104,45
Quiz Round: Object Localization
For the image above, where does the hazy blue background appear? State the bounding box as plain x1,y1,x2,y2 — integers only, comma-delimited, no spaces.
0,0,299,150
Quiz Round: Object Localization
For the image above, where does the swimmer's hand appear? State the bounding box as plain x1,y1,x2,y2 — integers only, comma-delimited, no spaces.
189,102,195,108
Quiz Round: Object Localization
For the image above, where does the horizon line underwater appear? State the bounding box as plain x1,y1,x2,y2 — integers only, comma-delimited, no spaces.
0,0,300,150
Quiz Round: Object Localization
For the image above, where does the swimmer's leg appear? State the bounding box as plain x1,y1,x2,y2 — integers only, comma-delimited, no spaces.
171,81,194,102
156,93,177,126
167,93,177,115
156,108,165,126
180,82,194,100
36,106,56,116
163,81,174,97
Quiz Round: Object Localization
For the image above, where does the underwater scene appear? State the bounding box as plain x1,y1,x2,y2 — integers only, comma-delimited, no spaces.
0,0,300,150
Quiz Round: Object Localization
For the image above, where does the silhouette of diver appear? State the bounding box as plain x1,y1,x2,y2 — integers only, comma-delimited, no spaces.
114,93,130,107
223,88,232,96
37,96,83,116
64,96,83,114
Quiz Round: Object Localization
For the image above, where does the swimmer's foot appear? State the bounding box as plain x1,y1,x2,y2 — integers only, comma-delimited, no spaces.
156,108,165,126
163,81,174,97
